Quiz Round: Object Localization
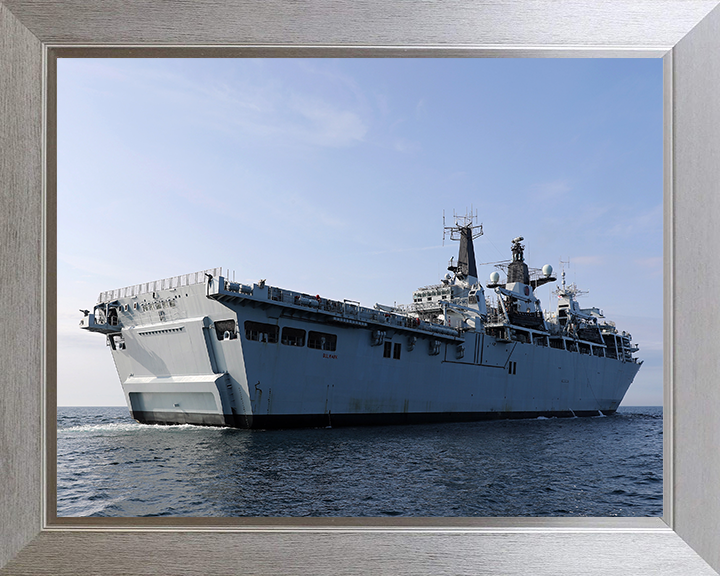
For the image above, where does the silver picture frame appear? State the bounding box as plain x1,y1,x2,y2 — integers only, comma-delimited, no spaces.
2,1,720,573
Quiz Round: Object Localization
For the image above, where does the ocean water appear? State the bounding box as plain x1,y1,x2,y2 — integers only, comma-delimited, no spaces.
57,406,662,517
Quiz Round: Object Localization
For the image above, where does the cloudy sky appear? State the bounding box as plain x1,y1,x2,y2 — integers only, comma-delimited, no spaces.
57,57,662,407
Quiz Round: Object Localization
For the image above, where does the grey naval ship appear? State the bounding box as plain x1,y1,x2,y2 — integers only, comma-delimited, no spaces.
80,214,641,429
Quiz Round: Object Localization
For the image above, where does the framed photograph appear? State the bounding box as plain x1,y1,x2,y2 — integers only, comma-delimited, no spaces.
54,56,662,519
2,1,720,574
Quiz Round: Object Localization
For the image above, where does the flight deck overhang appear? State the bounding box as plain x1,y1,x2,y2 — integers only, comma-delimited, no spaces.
208,276,465,343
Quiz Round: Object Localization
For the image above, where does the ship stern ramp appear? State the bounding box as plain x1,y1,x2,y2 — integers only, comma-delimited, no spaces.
123,374,229,426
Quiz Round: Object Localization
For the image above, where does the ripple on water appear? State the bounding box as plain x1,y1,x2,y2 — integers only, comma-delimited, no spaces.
57,406,663,518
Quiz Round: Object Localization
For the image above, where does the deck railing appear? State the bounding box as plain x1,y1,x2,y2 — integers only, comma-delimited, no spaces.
97,267,223,303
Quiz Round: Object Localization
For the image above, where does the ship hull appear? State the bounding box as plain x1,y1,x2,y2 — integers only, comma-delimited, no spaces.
104,277,640,430
130,408,620,429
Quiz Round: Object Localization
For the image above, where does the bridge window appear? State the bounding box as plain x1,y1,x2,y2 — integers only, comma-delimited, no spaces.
281,327,306,347
308,331,337,351
244,321,278,343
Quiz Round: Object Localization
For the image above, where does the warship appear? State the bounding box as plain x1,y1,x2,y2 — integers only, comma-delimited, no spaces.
80,214,641,428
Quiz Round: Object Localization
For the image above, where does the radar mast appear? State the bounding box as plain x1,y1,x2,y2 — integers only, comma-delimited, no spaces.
443,209,482,282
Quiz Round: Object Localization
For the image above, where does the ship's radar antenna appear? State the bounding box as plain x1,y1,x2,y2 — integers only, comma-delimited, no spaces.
554,258,588,299
443,208,483,244
559,258,570,290
511,236,525,262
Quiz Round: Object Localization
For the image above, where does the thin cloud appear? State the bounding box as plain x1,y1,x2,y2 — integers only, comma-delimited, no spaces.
607,203,662,238
289,95,368,147
73,60,371,151
570,255,605,266
393,137,421,153
530,179,572,201
415,98,428,118
634,256,663,277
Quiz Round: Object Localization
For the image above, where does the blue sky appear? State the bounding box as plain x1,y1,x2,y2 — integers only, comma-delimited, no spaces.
57,58,663,406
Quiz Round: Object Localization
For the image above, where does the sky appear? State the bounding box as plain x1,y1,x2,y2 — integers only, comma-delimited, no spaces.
57,58,663,407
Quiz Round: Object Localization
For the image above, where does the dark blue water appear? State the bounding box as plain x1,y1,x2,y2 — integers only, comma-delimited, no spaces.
57,406,662,517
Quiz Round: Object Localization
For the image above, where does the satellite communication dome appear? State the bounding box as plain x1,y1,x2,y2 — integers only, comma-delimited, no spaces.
542,264,553,277
490,271,500,283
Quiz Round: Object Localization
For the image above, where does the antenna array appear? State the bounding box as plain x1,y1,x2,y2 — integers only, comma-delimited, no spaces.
442,208,483,245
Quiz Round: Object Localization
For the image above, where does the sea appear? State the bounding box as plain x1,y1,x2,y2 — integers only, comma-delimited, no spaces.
57,406,662,518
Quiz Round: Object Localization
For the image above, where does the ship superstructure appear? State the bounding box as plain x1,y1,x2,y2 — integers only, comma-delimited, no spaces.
80,214,642,428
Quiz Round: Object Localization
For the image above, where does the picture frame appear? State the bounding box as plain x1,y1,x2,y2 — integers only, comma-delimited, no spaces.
2,1,720,573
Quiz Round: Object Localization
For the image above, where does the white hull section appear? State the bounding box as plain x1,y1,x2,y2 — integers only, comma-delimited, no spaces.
96,277,640,429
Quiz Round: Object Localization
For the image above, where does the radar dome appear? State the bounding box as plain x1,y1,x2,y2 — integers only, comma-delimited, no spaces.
489,271,500,283
542,264,553,277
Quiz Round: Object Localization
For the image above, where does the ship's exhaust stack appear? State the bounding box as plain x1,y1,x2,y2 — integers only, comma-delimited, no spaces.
457,226,478,279
444,210,483,282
